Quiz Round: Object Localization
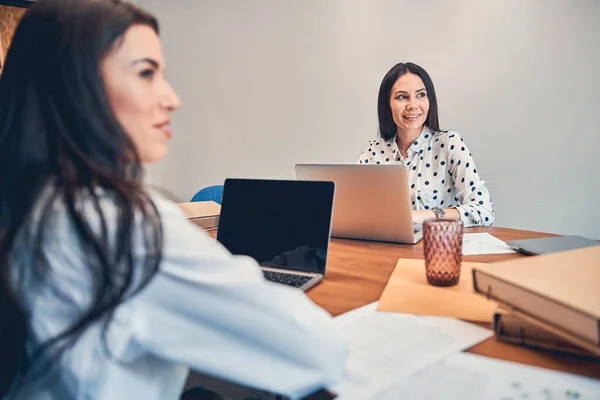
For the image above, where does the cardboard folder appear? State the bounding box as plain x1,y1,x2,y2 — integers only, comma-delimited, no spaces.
473,246,600,356
377,258,498,323
493,306,598,359
178,201,221,230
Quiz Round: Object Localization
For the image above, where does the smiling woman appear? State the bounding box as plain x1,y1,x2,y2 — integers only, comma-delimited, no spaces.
357,62,495,227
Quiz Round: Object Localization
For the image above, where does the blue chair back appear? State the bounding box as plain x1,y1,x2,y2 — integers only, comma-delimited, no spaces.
190,185,224,204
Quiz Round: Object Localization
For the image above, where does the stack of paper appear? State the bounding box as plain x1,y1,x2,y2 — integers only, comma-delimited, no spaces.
377,352,600,399
178,201,220,230
331,303,493,399
462,232,516,256
332,303,600,399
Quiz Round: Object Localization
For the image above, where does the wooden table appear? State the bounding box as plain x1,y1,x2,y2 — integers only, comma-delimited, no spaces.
307,226,600,379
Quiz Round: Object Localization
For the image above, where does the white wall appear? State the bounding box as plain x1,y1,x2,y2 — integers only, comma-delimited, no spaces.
140,0,600,239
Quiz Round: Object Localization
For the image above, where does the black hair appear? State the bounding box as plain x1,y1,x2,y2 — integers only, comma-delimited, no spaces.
377,62,441,141
0,0,163,394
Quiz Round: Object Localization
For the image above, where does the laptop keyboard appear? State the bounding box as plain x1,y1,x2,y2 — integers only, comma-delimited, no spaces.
262,270,312,288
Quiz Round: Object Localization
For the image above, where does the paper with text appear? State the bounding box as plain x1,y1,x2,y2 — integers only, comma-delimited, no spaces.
378,352,600,399
462,232,516,255
331,302,493,399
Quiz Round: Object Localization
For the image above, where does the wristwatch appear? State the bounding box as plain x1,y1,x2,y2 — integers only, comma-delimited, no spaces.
432,207,445,219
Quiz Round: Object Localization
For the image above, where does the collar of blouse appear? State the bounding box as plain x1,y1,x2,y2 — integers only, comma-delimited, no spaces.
391,125,433,161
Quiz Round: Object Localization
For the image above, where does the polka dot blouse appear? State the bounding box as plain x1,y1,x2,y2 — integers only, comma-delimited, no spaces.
357,126,495,227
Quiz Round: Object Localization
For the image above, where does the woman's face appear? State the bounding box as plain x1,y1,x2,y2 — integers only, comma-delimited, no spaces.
101,25,181,163
389,72,429,134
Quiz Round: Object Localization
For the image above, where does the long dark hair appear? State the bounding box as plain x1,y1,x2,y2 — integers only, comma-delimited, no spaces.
0,0,163,394
377,62,441,141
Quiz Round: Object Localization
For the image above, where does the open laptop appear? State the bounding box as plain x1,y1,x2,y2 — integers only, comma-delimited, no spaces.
216,178,335,291
506,235,600,255
295,164,422,244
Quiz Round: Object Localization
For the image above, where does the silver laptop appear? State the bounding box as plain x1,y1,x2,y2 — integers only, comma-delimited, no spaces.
506,235,600,255
216,178,335,291
295,164,422,244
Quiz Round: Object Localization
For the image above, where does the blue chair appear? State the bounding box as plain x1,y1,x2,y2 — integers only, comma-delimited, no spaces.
191,185,224,205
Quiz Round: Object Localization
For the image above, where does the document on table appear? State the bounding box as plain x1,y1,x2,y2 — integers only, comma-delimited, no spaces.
378,352,600,399
331,302,493,399
462,232,516,255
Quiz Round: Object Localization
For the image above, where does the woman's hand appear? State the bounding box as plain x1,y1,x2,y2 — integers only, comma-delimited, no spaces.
411,208,461,224
411,210,436,225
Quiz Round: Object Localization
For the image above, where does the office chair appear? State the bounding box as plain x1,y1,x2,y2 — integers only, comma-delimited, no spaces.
180,386,225,400
181,386,279,400
190,185,224,205
182,370,282,400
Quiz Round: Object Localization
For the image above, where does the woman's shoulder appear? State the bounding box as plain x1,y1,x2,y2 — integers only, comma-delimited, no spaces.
75,187,183,221
432,129,463,140
363,136,395,148
431,130,469,147
28,185,186,234
146,189,189,219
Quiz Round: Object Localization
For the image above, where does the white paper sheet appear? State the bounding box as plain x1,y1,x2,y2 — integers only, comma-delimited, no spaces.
331,302,493,399
378,352,600,399
462,232,516,255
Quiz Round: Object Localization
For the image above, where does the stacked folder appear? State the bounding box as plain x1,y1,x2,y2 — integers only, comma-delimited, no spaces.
178,201,221,230
492,306,594,358
472,246,600,358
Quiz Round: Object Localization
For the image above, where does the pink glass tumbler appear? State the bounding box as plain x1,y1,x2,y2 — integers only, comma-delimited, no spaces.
422,219,464,287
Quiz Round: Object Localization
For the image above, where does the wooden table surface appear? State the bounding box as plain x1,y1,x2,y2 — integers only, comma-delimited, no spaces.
306,226,600,379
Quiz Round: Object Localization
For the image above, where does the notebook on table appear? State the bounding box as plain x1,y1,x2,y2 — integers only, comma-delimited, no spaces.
493,306,598,359
217,178,335,291
178,201,221,230
295,164,421,244
505,235,599,255
473,246,600,356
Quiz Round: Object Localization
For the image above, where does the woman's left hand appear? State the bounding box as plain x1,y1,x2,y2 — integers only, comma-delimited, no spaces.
411,210,436,225
411,208,461,224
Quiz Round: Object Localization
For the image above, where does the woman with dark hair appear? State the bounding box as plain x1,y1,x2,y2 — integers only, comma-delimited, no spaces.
358,62,495,227
0,1,346,399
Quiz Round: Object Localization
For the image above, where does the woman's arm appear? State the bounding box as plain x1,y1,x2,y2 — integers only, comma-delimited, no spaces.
357,140,374,164
129,197,347,399
444,132,495,227
411,208,461,225
356,138,398,165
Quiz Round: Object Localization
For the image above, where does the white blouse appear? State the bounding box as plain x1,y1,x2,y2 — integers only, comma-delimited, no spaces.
8,189,347,400
357,126,495,227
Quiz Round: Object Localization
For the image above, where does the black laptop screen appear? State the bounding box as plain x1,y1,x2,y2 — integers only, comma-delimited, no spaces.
216,179,334,274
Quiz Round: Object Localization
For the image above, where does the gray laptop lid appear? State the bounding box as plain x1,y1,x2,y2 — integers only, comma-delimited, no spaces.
295,164,418,244
506,235,600,255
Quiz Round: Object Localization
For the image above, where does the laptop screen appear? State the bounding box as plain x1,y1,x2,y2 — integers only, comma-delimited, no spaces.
216,178,335,275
